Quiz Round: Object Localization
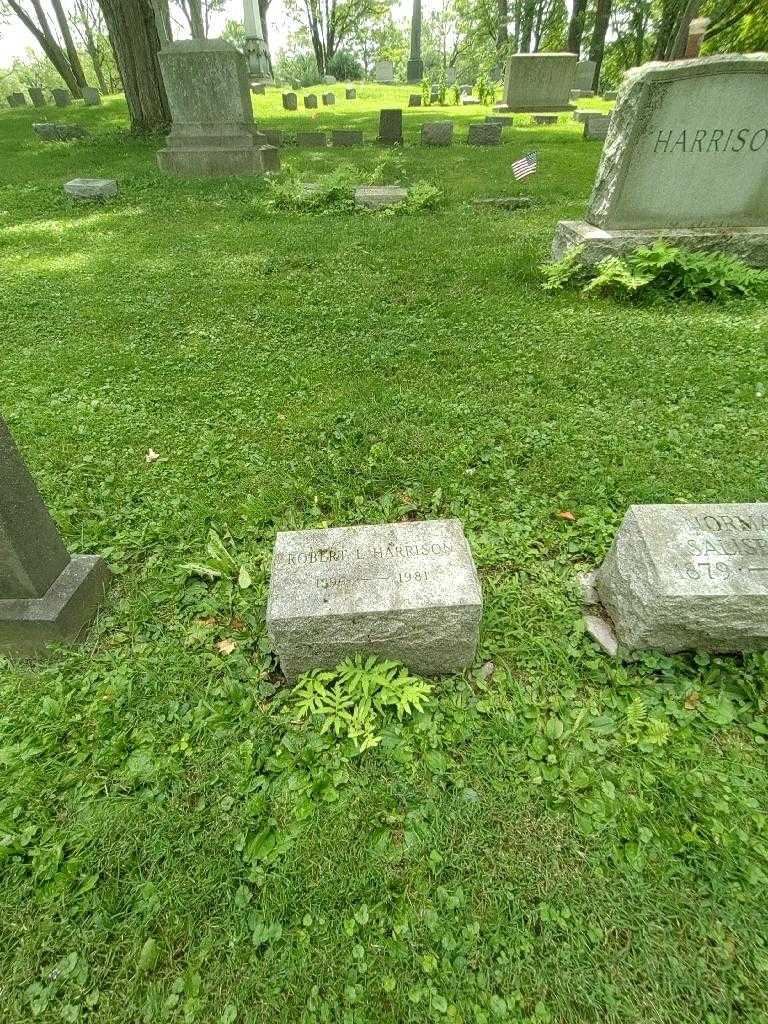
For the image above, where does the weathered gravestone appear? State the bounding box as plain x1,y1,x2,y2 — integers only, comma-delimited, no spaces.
304,94,318,109
552,54,768,267
0,416,110,656
157,39,263,177
575,59,597,93
251,82,266,95
581,504,768,655
375,59,394,84
408,94,422,107
355,186,408,209
421,122,453,146
82,86,101,105
267,519,482,680
28,88,46,107
296,131,327,149
52,88,72,107
473,195,533,210
282,92,298,110
533,113,558,124
503,53,576,111
486,115,512,127
322,92,335,105
332,129,363,147
583,113,610,141
322,75,337,84
346,88,357,99
460,94,480,105
468,123,502,145
258,145,281,172
8,93,27,107
33,122,88,142
378,108,402,144
573,109,592,123
64,177,118,200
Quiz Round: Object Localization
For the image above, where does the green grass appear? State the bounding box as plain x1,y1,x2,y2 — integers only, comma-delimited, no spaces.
1,85,767,1024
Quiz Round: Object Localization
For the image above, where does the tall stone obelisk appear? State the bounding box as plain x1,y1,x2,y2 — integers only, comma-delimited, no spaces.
244,0,272,82
407,0,423,83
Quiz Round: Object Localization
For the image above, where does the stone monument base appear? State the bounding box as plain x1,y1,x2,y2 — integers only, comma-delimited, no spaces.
0,555,110,657
157,145,263,177
552,220,768,269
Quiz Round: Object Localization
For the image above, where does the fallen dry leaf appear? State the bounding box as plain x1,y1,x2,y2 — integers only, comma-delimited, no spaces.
145,449,160,464
556,510,577,523
230,616,247,632
216,638,236,656
684,691,700,710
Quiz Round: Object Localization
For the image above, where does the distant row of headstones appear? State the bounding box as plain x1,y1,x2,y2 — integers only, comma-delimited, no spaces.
6,86,101,108
280,88,357,110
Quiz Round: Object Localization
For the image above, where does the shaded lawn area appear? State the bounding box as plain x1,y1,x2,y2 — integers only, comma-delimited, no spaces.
0,86,767,1024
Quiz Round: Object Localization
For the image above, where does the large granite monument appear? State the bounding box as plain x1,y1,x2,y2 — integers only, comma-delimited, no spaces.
267,519,482,680
582,504,768,655
157,39,264,177
553,54,768,267
503,53,577,111
0,416,109,656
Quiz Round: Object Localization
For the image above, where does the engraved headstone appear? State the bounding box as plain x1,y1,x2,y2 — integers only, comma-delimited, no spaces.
304,94,318,109
552,54,768,267
378,108,402,144
332,129,363,147
297,130,327,149
82,86,101,105
345,88,357,99
258,144,281,172
322,92,335,105
421,121,453,146
582,504,768,655
583,113,610,141
0,415,110,656
322,75,337,84
52,88,72,107
28,87,46,107
64,177,118,200
503,53,576,111
355,186,408,209
533,113,558,124
157,39,263,176
468,123,501,145
575,59,597,93
33,122,88,142
375,59,395,84
485,115,512,127
8,92,27,107
267,519,482,680
282,92,298,110
408,94,422,107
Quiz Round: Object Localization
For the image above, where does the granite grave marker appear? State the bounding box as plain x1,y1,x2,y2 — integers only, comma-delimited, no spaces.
503,52,576,111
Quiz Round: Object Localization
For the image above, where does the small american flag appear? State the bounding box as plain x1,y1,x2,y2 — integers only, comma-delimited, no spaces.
512,151,538,180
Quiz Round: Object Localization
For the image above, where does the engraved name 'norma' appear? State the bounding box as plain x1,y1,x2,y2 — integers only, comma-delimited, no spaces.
281,541,454,566
652,127,768,155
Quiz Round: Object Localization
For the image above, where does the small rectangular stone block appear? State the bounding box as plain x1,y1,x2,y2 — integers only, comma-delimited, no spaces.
583,113,610,140
378,108,403,143
355,186,408,209
296,131,327,149
258,145,280,172
573,109,591,123
251,82,266,95
282,92,298,110
82,86,101,105
52,88,72,107
408,94,422,107
421,122,453,146
33,122,88,142
570,89,595,99
322,92,335,105
304,94,318,108
267,519,482,680
533,113,558,124
28,88,46,107
460,95,481,105
593,504,768,653
332,129,363,147
485,115,512,126
468,123,502,145
345,88,356,99
64,178,118,200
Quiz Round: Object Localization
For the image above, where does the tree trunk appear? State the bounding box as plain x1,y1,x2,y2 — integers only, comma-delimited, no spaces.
519,0,537,51
670,0,701,57
50,0,88,92
654,0,679,59
187,0,205,39
566,0,588,53
98,0,170,132
631,5,646,65
588,0,613,89
6,0,83,96
497,0,509,53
